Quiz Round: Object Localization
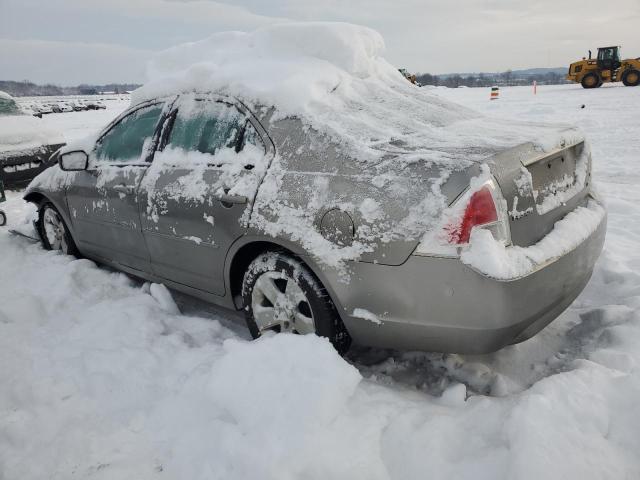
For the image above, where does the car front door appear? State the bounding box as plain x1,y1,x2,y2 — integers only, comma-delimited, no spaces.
65,102,167,271
139,94,273,295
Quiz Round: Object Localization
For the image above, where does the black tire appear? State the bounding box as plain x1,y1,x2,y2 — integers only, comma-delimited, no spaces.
0,211,6,227
242,251,351,354
37,202,79,256
581,72,600,89
622,69,640,87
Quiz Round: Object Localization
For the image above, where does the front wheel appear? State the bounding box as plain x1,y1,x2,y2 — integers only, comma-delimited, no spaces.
622,69,640,87
242,251,351,354
0,210,6,227
581,73,600,89
37,202,79,256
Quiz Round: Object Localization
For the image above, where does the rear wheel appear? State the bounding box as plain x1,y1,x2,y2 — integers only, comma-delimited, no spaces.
0,211,6,226
581,73,600,89
242,251,351,354
622,69,640,87
38,202,79,256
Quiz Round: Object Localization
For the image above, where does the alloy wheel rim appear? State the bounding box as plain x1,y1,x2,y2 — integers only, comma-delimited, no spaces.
43,208,68,253
251,271,315,335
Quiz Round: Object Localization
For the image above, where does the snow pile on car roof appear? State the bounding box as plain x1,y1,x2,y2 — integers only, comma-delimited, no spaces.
133,23,580,165
135,22,408,115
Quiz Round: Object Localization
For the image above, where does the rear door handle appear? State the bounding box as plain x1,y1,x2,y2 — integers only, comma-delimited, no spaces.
216,193,247,205
113,184,136,195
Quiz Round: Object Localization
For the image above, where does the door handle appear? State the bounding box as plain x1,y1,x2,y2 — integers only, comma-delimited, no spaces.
216,193,248,205
113,184,135,195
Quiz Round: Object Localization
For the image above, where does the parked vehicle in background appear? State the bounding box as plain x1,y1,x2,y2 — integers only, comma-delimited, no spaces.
50,104,62,113
567,46,640,88
85,100,107,110
71,101,88,111
21,104,43,118
37,104,54,115
58,103,74,113
399,68,417,84
0,91,65,187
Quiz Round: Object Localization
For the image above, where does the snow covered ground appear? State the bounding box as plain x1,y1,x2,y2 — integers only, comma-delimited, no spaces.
2,83,640,479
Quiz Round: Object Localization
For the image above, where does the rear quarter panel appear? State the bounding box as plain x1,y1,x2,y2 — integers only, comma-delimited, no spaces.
250,115,477,267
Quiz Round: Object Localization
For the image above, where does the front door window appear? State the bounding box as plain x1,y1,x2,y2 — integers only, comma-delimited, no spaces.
95,104,164,163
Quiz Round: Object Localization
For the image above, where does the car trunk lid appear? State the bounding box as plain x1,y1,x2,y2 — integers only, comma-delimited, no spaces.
488,138,591,247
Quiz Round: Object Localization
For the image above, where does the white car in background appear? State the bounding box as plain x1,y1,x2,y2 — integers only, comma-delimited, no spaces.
58,103,74,113
20,104,43,118
0,91,65,187
37,104,54,115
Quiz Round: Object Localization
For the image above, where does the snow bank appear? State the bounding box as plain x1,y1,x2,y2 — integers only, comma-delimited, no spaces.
1,194,639,479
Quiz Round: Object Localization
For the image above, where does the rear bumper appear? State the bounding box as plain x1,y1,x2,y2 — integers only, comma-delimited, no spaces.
330,200,607,354
0,143,63,188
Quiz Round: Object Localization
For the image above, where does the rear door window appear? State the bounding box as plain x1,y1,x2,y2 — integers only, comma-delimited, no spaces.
166,100,263,156
95,104,164,163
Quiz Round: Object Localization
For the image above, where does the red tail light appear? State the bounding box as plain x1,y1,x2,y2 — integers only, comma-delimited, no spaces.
445,187,498,244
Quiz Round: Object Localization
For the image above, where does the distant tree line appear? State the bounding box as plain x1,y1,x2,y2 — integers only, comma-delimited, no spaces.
0,80,141,97
415,70,569,88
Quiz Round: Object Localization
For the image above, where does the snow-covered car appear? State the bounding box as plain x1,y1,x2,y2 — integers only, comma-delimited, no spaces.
24,23,606,354
29,104,44,115
85,100,106,110
20,104,43,118
0,91,65,187
37,104,54,115
58,103,74,113
70,101,88,111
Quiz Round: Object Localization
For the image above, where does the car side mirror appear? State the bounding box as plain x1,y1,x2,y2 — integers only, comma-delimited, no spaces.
59,150,89,171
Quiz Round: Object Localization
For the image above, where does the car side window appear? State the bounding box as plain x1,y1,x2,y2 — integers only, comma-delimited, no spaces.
95,104,164,163
167,100,263,155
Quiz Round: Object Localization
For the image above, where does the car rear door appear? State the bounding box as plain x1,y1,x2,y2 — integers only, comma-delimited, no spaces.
65,102,167,271
139,94,273,295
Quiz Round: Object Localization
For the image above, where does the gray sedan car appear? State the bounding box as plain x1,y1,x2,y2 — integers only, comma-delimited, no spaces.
24,91,606,354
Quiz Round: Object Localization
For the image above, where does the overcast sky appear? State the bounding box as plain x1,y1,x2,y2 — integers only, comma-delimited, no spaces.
1,0,639,85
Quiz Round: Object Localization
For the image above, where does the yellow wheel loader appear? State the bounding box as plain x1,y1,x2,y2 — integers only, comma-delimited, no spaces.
567,46,640,88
